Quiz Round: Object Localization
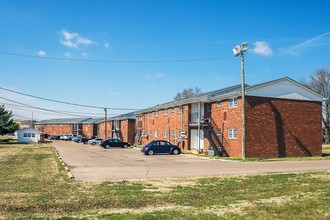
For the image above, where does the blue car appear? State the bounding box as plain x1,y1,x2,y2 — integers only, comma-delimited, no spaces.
141,140,181,155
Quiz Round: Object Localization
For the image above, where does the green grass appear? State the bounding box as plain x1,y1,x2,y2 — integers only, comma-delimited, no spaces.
0,141,330,219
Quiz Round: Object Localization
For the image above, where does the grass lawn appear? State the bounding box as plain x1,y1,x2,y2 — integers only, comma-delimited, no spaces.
0,141,330,219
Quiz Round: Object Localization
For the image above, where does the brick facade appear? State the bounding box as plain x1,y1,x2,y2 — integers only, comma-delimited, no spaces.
245,96,322,158
81,124,97,138
120,119,136,144
136,95,322,158
34,124,73,135
98,121,112,139
136,105,190,150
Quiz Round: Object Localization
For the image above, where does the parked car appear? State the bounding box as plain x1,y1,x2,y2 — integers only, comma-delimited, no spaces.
73,136,81,143
141,140,181,155
100,139,130,149
82,136,98,144
50,135,60,140
87,138,103,145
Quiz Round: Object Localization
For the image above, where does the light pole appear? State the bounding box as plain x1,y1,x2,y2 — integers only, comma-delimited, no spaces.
233,42,248,159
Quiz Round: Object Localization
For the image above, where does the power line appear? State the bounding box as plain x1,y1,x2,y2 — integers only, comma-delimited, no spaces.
0,97,96,117
0,50,232,63
0,100,123,118
0,86,140,110
0,102,121,116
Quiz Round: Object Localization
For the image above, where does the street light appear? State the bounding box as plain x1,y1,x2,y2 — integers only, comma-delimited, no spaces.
233,42,248,159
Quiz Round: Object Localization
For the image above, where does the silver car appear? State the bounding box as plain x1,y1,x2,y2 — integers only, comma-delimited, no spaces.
87,138,103,145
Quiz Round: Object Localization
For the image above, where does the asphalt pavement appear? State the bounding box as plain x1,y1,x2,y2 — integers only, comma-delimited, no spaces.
52,140,330,181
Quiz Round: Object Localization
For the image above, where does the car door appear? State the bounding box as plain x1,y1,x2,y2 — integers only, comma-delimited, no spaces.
152,141,161,153
160,141,172,153
113,139,120,147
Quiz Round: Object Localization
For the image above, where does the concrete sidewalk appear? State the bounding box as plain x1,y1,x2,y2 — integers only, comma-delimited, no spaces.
52,141,330,181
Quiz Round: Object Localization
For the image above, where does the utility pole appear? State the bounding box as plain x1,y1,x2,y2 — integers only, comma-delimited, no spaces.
31,112,34,128
233,42,248,159
104,108,107,139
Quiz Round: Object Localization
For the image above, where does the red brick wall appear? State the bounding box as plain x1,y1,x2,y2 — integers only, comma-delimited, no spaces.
81,124,96,138
98,121,112,139
120,119,136,144
209,98,243,157
136,105,190,150
245,96,322,158
35,124,73,135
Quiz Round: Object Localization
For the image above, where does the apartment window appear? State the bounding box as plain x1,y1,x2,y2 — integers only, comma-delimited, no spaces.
178,107,183,113
171,107,175,113
164,108,168,116
163,130,168,138
229,97,238,108
155,111,159,117
216,101,222,107
32,133,35,137
206,103,211,112
149,130,152,136
228,128,237,139
171,130,175,136
24,133,28,137
178,130,181,137
154,130,158,138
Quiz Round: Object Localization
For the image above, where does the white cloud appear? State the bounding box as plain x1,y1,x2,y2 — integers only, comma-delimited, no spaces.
64,52,71,59
60,30,96,48
251,41,273,56
37,50,46,57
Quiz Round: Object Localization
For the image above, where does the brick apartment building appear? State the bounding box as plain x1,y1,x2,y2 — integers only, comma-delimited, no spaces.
135,77,323,158
96,112,136,144
34,118,96,137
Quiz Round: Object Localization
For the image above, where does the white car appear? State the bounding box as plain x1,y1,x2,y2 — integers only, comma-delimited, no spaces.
87,138,103,145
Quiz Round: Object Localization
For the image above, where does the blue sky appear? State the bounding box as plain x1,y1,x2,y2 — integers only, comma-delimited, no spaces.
0,0,329,120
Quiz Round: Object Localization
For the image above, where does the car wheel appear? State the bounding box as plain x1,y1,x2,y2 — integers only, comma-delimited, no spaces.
92,142,96,145
147,149,155,155
123,144,128,148
105,145,110,149
172,149,180,155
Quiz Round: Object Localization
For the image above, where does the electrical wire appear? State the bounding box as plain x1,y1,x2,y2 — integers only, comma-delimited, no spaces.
0,86,140,110
0,50,232,63
0,97,120,118
0,102,121,116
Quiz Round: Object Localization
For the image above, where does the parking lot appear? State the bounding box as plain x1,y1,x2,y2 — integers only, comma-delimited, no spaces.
52,141,330,181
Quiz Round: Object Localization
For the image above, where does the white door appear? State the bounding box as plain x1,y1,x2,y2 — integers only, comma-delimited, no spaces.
190,129,204,151
191,103,205,123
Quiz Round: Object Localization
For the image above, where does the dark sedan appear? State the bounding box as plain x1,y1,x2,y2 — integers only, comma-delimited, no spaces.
141,140,181,155
100,139,130,149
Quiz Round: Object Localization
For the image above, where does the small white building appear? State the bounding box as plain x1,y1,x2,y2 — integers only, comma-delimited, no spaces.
17,128,41,143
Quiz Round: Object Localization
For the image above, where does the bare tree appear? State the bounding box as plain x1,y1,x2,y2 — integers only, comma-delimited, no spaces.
300,67,330,143
174,87,202,101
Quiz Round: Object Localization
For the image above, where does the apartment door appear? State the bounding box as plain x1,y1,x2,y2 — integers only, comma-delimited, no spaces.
190,129,204,151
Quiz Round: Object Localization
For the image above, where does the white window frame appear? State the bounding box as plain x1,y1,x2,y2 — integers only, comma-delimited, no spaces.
163,130,168,138
155,111,159,117
229,97,238,108
228,128,237,139
164,108,168,116
154,130,158,138
216,101,222,107
171,130,175,136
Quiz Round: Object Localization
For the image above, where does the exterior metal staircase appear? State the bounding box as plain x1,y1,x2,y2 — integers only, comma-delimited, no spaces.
201,117,228,157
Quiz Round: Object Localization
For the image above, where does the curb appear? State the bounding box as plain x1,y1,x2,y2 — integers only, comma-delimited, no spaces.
53,147,75,180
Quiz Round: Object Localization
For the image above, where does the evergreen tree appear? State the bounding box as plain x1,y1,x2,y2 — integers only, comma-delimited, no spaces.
0,105,20,135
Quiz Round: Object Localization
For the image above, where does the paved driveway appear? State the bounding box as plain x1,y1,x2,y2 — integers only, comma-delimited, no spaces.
52,141,330,181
